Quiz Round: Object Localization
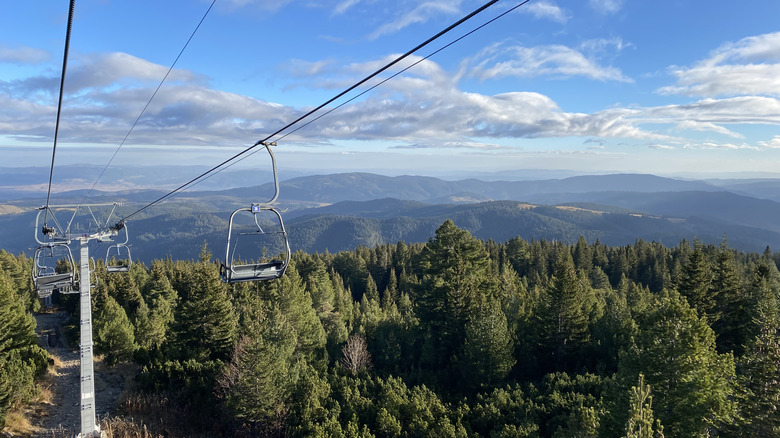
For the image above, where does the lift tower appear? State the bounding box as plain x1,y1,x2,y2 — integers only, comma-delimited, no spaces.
34,204,127,438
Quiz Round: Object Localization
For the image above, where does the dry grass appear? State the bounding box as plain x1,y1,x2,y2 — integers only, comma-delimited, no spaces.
100,416,167,438
3,410,36,436
1,352,63,436
555,205,605,214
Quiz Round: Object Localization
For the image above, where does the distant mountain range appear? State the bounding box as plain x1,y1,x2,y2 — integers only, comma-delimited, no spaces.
2,170,780,262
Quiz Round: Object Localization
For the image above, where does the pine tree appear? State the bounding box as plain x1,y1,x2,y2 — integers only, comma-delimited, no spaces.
459,299,515,390
675,242,714,316
573,236,593,274
0,270,49,428
94,294,136,365
738,290,780,436
621,291,736,437
624,374,663,438
537,251,591,371
416,220,492,372
260,263,328,372
173,259,238,362
710,242,749,355
222,309,297,430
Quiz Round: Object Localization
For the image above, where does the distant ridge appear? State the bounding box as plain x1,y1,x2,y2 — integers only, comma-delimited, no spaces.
3,171,780,261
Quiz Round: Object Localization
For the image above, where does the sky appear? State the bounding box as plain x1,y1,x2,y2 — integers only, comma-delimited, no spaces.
2,0,780,184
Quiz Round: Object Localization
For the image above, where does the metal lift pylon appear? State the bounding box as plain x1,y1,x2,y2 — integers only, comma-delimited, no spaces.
35,205,124,438
77,236,101,437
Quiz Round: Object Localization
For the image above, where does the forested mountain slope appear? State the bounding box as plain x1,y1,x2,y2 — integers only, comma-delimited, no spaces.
5,221,779,436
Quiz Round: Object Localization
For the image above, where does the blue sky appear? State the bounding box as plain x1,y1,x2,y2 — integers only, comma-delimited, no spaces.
2,0,780,183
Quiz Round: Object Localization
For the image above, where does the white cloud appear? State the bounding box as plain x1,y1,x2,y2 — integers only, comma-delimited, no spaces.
465,41,632,82
674,120,744,138
579,37,632,54
683,142,758,151
0,45,49,64
758,135,780,149
523,1,570,24
659,32,780,98
643,97,780,125
332,0,363,16
588,0,624,14
4,48,778,154
368,2,461,40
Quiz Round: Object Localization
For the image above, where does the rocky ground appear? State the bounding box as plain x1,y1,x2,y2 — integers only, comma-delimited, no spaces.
28,311,131,437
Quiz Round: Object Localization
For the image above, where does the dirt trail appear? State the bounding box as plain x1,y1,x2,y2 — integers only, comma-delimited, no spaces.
30,311,130,437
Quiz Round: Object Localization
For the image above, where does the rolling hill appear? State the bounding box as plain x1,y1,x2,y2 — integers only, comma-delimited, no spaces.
2,172,780,262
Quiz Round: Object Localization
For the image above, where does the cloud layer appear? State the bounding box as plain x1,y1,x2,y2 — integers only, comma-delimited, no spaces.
1,0,779,172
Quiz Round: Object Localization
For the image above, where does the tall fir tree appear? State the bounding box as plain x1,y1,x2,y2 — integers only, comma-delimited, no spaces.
675,242,715,317
710,242,750,355
94,294,136,365
459,298,515,390
737,287,780,436
172,258,238,363
621,291,736,437
537,251,591,371
416,220,492,373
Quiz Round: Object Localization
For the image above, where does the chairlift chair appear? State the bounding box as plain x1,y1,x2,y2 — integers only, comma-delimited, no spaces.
220,142,291,283
32,243,76,297
106,244,132,273
105,222,132,273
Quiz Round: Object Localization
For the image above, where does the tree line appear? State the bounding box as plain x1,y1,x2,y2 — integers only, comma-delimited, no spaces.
2,219,780,436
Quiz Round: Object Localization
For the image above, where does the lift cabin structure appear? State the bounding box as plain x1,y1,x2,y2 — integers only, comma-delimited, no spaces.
105,221,132,273
220,142,290,283
32,242,77,300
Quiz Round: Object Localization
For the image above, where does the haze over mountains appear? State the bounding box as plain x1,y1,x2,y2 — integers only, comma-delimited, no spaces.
2,166,780,262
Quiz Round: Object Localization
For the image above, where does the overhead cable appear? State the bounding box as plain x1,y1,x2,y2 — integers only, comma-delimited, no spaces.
121,0,501,222
75,0,217,216
44,0,76,227
191,0,533,187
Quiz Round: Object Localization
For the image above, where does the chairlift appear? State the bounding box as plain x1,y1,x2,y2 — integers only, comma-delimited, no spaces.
220,142,291,283
105,221,132,273
32,243,76,298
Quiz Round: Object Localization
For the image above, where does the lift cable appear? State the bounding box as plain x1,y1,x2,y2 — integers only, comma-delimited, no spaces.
275,0,532,144
120,0,501,222
43,0,76,228
72,0,217,225
179,0,532,191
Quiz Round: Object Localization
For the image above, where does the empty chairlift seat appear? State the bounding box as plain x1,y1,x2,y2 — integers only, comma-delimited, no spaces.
33,243,76,297
105,243,132,273
220,204,290,283
220,142,290,284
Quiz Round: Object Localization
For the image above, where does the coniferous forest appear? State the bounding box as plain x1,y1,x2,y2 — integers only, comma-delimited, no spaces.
2,219,780,437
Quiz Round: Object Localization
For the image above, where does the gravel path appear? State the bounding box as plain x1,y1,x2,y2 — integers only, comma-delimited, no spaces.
31,311,128,437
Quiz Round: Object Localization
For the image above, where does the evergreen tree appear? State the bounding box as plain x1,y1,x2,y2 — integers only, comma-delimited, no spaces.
94,294,136,365
302,257,348,360
416,220,491,373
259,263,328,371
573,236,593,274
675,242,714,316
737,289,780,436
710,242,749,355
0,271,49,428
459,298,515,390
537,251,591,371
621,291,736,437
624,374,664,438
222,309,297,432
172,259,238,362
